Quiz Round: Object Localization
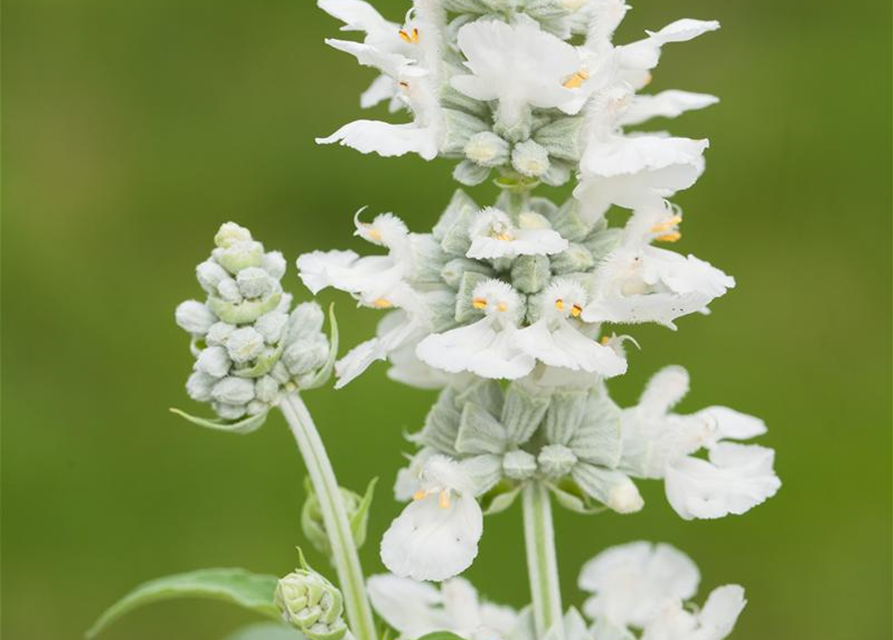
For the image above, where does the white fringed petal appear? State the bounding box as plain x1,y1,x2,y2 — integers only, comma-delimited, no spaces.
417,320,535,380
620,91,719,127
367,574,450,638
579,541,700,629
317,120,440,160
641,585,745,640
665,443,781,520
515,320,627,377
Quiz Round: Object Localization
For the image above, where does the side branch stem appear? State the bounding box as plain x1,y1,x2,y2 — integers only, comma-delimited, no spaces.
280,392,377,640
523,481,564,640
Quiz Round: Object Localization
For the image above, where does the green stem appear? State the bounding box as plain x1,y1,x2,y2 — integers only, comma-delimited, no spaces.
523,481,564,640
279,392,377,640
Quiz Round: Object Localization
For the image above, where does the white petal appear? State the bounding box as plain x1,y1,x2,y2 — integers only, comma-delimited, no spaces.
367,574,450,637
620,91,719,127
697,406,767,443
648,19,721,44
318,0,392,35
325,38,409,78
442,578,482,629
416,320,535,380
335,314,421,388
361,74,397,109
515,320,627,376
296,250,359,294
665,444,781,520
695,585,746,640
317,120,439,160
380,493,483,582
579,541,699,629
582,136,708,178
638,365,690,415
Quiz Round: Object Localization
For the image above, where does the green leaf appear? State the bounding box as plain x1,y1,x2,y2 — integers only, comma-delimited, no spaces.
547,479,607,515
350,477,378,549
221,623,304,640
86,568,280,638
301,304,339,390
169,407,269,435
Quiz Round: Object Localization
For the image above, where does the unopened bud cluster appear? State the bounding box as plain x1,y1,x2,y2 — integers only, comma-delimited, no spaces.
275,563,348,640
176,222,331,421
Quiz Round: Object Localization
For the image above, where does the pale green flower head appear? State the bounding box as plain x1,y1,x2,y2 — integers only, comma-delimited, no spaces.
275,552,348,640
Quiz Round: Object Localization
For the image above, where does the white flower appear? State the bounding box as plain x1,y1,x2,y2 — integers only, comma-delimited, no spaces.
317,1,445,159
466,208,568,260
575,136,708,222
451,17,586,127
416,280,534,380
368,574,518,640
515,279,627,376
641,585,746,640
582,206,735,329
381,455,484,582
665,443,781,520
618,366,781,520
579,541,700,629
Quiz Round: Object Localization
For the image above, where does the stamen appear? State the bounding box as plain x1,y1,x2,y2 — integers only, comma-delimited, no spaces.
656,231,682,243
494,232,513,241
438,490,451,509
600,336,610,345
472,297,488,310
373,298,393,309
365,226,382,241
398,28,420,43
555,299,565,311
412,489,428,501
563,70,590,89
497,301,508,312
650,215,683,233
571,304,583,317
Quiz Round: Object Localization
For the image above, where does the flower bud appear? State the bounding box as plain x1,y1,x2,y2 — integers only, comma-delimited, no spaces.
175,300,216,335
214,222,253,248
464,132,510,167
195,346,231,378
216,278,243,303
288,303,326,340
503,450,538,480
538,444,578,478
225,327,265,364
211,376,255,405
213,401,247,420
511,140,551,178
196,260,230,293
275,563,347,640
185,371,215,402
262,250,287,279
237,267,275,299
283,337,329,376
214,241,264,275
255,311,289,344
206,321,235,346
255,375,280,404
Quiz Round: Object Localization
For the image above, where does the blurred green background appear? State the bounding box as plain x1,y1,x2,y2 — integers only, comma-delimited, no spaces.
3,0,891,638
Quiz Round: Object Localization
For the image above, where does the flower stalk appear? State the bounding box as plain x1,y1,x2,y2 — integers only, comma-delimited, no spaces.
279,392,377,640
523,481,564,640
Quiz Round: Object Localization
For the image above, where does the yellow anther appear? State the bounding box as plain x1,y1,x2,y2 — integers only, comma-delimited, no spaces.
571,304,583,317
497,301,508,312
472,297,488,310
656,231,682,243
364,226,382,241
555,299,565,311
600,336,610,345
642,72,653,86
373,298,393,309
650,215,683,233
413,489,427,501
438,490,451,509
494,232,513,241
398,28,420,43
563,70,590,89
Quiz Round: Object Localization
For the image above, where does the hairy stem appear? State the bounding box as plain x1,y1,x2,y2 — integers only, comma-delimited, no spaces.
280,392,377,640
523,481,564,640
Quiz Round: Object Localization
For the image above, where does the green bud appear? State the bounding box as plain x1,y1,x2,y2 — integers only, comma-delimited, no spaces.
503,450,538,481
275,554,348,640
540,161,572,187
511,140,551,178
538,444,578,479
208,291,282,325
511,255,551,294
465,132,511,168
214,241,265,275
441,258,495,289
214,222,253,249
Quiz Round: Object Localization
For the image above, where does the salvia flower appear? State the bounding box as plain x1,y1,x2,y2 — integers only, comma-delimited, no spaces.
175,223,334,430
579,541,746,640
367,574,518,640
618,366,781,519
